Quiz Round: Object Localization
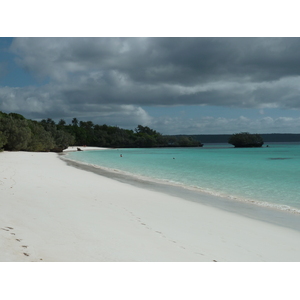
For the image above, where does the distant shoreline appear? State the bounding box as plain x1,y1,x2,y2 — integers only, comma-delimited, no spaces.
183,134,300,144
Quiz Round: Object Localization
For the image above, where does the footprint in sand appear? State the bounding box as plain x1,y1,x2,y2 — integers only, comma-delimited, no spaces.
1,226,14,231
1,227,32,259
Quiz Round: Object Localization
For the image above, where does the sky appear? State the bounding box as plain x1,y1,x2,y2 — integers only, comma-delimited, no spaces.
1,5,300,135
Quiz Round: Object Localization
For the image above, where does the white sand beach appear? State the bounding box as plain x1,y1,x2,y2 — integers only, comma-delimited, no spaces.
1,151,300,262
63,146,109,152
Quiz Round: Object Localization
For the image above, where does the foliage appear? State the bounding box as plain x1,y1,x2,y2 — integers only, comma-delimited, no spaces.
8,113,26,120
228,132,264,147
40,118,75,151
61,122,202,148
52,130,75,151
0,117,32,151
0,131,7,150
0,110,202,151
26,121,55,152
0,113,74,152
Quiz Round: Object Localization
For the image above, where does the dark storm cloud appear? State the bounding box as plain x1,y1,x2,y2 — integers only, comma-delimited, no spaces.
72,37,300,84
2,37,300,129
10,37,300,85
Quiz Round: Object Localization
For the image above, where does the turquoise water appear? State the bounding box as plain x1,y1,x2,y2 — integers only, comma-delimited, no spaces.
65,143,300,213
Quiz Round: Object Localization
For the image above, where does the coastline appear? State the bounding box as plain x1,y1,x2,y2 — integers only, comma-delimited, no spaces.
63,146,110,152
63,145,300,216
62,150,300,232
1,151,300,261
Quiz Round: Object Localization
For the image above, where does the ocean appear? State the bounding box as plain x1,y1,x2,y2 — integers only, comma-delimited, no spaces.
64,143,300,214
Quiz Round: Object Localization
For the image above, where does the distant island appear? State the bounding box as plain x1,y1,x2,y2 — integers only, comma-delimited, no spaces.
0,111,202,152
228,132,264,148
182,133,300,143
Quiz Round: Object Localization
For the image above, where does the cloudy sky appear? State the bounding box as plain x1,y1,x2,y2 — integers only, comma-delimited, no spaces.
1,37,300,134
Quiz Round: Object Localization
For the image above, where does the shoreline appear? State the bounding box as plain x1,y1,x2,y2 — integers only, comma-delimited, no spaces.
63,145,300,216
63,146,110,152
61,152,300,232
1,151,300,261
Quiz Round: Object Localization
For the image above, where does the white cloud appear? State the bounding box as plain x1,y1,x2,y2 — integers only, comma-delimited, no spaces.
2,80,300,134
3,37,300,134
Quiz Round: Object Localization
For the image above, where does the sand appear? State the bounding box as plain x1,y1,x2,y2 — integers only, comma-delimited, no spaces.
63,146,109,152
1,150,300,262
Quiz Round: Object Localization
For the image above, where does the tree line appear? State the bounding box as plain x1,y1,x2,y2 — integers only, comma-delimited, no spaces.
0,111,75,152
0,111,202,152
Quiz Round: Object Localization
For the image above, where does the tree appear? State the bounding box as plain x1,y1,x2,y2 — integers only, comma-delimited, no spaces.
72,118,79,127
0,111,8,119
135,125,157,136
8,113,26,120
228,132,264,148
0,117,31,151
40,118,56,132
51,130,75,152
0,131,7,150
58,119,66,126
178,136,194,147
40,118,75,151
27,121,55,152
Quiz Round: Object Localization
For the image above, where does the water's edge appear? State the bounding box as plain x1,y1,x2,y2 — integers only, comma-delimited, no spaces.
60,154,300,233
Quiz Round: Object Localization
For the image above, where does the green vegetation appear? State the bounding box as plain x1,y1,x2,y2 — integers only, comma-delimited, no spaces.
0,112,74,152
0,131,7,151
0,110,202,152
228,132,264,147
0,117,31,151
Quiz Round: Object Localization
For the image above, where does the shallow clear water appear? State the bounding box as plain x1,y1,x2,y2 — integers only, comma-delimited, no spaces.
66,143,300,212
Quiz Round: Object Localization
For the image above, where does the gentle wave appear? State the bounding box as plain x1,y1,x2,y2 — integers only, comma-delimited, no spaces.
61,154,300,215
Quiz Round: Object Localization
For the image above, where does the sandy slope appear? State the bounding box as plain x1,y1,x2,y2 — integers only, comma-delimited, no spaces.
1,151,300,262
